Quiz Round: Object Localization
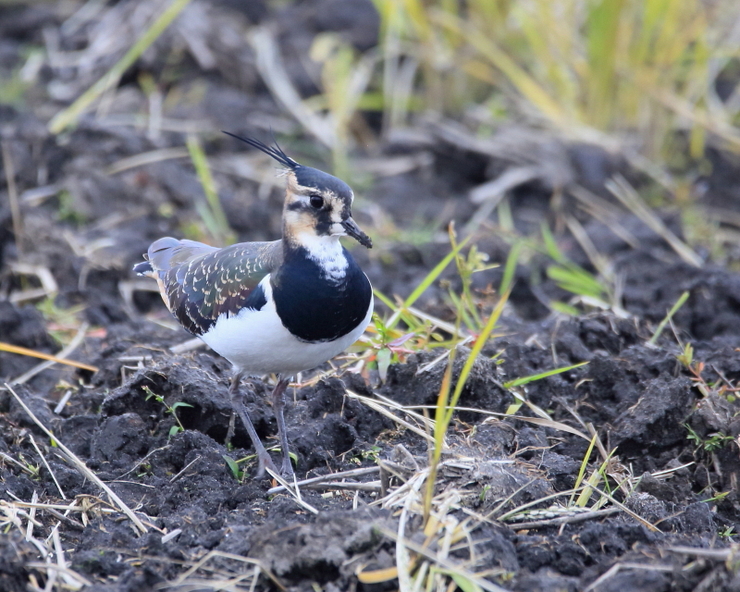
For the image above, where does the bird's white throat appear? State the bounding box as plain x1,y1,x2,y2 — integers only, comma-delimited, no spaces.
294,233,348,281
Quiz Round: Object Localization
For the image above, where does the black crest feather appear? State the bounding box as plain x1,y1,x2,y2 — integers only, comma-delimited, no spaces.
222,131,299,170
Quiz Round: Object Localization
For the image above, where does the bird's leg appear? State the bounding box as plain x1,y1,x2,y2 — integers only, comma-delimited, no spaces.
229,372,277,478
225,372,240,446
271,376,294,477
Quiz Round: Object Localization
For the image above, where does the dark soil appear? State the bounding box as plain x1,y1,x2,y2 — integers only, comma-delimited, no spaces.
2,2,740,591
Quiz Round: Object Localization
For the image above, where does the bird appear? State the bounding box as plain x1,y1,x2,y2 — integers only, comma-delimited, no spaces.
134,132,374,477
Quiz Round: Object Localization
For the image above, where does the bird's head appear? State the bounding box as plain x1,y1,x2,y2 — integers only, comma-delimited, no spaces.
224,132,372,250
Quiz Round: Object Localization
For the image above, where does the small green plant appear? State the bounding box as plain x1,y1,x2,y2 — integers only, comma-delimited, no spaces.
360,445,382,463
540,223,619,315
56,190,88,227
142,386,192,437
677,343,710,396
677,344,738,402
363,313,425,381
573,448,618,509
223,455,244,482
359,229,479,381
383,229,473,333
446,235,499,333
685,424,734,453
18,454,41,480
136,462,153,478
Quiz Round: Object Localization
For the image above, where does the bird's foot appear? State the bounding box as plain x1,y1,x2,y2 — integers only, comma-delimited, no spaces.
255,451,279,479
279,454,295,479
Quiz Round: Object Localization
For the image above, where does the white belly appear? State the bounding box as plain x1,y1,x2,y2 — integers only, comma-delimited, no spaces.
199,280,373,376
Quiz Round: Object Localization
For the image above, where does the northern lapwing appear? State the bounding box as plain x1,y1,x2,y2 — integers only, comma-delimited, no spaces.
134,132,373,477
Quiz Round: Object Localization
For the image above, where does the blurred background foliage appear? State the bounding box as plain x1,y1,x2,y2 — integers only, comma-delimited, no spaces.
362,0,740,166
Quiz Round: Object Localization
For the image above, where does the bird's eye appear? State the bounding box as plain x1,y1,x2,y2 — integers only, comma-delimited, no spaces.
309,194,324,209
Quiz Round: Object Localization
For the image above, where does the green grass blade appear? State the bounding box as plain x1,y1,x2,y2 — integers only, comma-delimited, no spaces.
186,135,235,246
540,222,565,263
569,434,597,507
649,290,690,345
372,288,396,310
503,362,588,389
499,240,522,295
445,287,511,426
49,0,192,134
386,234,472,330
461,26,566,124
546,266,605,299
373,288,423,331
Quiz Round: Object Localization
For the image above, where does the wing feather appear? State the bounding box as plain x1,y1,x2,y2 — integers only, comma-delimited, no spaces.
138,237,283,335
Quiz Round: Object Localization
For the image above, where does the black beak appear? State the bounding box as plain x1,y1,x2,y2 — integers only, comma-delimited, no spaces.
341,217,372,248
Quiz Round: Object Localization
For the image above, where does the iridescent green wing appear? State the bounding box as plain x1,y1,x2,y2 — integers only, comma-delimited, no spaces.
146,238,282,335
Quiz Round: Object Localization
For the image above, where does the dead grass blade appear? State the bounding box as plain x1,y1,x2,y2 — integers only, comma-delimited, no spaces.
4,383,148,534
25,562,92,590
48,0,193,134
25,490,38,542
496,488,579,522
506,413,590,440
648,85,740,151
167,550,285,591
569,184,640,248
266,466,379,495
8,264,59,306
379,524,510,592
265,468,319,515
464,166,541,236
0,341,98,374
414,403,592,442
499,481,660,533
665,546,738,561
105,147,190,175
395,470,420,592
583,561,675,592
10,322,93,385
589,484,661,532
28,433,65,500
4,498,85,531
606,174,702,267
345,389,436,444
250,26,334,149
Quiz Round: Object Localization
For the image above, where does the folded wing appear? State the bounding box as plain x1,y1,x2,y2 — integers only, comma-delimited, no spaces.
136,237,283,335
